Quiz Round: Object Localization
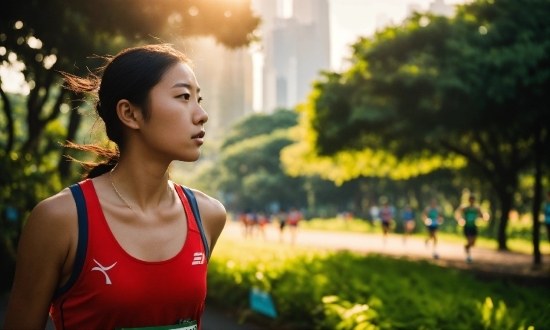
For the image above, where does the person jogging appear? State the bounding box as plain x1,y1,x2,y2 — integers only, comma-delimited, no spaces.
454,195,489,263
401,204,416,243
379,201,394,244
422,198,444,259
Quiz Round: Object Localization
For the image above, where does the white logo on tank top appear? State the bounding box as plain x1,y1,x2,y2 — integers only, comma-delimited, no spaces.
192,252,205,265
91,259,117,284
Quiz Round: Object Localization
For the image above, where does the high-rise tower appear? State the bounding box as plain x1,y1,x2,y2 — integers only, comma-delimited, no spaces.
252,0,331,112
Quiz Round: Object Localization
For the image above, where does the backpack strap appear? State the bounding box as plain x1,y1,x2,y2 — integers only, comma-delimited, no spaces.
180,185,210,261
53,183,89,299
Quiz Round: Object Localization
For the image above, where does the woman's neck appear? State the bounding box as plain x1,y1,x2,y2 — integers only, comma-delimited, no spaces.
108,155,174,212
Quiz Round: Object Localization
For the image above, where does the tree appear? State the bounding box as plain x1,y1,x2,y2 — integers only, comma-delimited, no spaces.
201,110,306,211
0,0,259,291
1,0,259,163
292,0,550,255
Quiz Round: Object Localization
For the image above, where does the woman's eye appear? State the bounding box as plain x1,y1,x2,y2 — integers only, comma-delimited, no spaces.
177,93,191,100
198,97,203,104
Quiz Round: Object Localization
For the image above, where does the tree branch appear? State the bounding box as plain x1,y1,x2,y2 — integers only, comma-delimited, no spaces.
439,138,500,189
0,82,15,153
472,131,501,172
42,85,66,124
37,69,56,115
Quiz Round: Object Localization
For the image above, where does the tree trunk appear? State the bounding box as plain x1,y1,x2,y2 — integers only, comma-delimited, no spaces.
497,190,513,250
532,125,542,264
0,84,15,153
303,179,316,218
488,189,498,237
22,82,65,154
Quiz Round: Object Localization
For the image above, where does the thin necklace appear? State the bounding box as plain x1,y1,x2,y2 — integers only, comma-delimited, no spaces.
110,167,134,211
109,166,174,211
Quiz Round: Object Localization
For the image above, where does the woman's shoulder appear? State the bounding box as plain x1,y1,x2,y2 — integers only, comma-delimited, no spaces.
184,188,226,251
187,188,226,220
31,187,77,223
19,187,78,264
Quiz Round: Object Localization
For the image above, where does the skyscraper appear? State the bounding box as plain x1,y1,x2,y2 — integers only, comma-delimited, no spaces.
252,0,331,112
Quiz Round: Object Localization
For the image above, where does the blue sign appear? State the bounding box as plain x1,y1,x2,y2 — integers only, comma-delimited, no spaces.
6,206,18,222
250,288,277,318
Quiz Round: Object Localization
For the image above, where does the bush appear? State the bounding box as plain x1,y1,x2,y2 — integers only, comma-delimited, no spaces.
207,238,550,329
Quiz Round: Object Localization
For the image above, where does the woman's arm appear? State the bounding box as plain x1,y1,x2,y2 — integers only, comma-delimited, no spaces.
3,190,77,329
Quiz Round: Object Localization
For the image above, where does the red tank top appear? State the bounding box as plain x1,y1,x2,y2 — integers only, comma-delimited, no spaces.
50,179,208,329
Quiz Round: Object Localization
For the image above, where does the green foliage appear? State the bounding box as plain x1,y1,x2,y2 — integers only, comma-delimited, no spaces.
285,0,550,250
221,109,299,150
0,151,63,293
208,110,304,210
208,238,549,329
216,127,307,210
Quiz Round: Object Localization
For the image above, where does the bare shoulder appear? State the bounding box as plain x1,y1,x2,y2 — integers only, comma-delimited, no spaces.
190,188,226,224
25,187,77,237
20,187,78,261
187,188,226,251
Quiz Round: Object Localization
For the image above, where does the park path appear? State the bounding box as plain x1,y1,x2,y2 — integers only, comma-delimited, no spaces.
222,221,550,279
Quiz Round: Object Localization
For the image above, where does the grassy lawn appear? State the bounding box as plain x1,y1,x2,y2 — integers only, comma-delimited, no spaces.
208,237,550,329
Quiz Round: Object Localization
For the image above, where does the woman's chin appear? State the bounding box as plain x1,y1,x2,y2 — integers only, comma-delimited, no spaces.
177,153,201,163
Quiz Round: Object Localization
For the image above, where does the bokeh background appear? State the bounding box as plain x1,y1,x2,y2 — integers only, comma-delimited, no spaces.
1,0,549,329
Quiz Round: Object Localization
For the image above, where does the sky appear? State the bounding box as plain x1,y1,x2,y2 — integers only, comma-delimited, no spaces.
329,0,471,70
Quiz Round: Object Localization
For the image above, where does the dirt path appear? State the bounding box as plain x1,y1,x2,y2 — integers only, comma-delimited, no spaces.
222,222,550,280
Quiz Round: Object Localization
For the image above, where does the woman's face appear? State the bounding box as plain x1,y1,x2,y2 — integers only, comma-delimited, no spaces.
139,61,208,162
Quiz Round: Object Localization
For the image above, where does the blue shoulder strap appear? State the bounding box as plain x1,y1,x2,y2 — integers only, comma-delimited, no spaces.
180,186,210,261
53,184,88,300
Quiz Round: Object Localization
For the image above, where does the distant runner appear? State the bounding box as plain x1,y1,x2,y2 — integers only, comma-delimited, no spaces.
401,204,416,244
422,198,444,259
287,207,303,245
454,195,489,263
379,201,394,244
544,191,550,242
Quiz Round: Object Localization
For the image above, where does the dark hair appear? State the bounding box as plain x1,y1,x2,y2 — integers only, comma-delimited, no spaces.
62,44,191,178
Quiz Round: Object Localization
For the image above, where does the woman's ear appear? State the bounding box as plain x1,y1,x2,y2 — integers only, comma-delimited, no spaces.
116,99,143,130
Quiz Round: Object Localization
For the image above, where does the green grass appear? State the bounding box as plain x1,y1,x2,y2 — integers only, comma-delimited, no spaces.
208,237,550,330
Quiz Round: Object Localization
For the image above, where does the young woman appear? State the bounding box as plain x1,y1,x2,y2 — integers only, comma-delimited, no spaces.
422,198,444,259
455,195,489,263
378,201,394,244
401,204,416,243
3,44,226,329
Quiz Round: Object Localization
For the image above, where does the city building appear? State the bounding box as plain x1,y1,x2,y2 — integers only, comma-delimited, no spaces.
252,0,331,112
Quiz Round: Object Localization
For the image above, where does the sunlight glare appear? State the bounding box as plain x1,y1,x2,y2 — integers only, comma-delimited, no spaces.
27,36,43,49
43,54,57,69
188,6,199,16
419,16,430,27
